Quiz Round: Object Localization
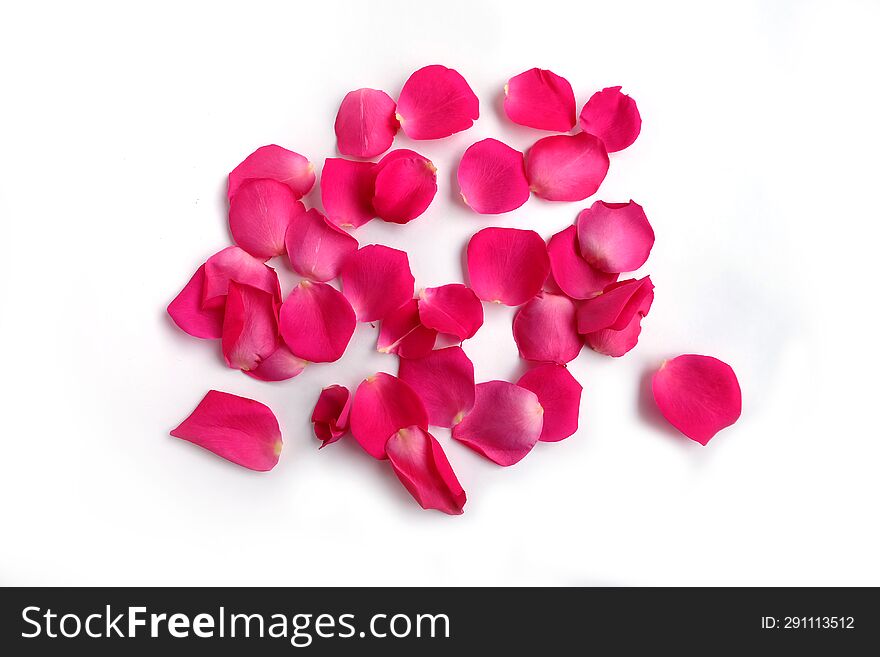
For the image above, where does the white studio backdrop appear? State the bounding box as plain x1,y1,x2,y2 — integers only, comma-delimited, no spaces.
1,0,878,586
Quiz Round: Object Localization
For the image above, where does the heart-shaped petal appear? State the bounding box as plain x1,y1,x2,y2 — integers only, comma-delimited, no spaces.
525,132,609,202
396,65,479,140
334,88,399,158
279,281,356,363
579,86,641,153
503,68,576,131
576,200,654,273
517,364,582,442
457,138,529,214
512,292,582,364
466,227,549,306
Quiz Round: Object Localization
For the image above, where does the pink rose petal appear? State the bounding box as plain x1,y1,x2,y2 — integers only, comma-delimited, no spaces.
457,138,530,215
202,246,282,308
285,208,358,282
466,227,550,306
229,178,305,260
167,265,225,339
512,292,582,364
377,299,437,359
372,150,438,224
579,86,642,153
576,200,654,273
652,355,742,445
245,344,307,382
398,346,476,428
320,158,376,228
312,384,351,448
517,364,582,442
417,284,484,341
279,281,356,363
351,373,429,460
525,132,609,202
386,426,466,515
221,282,280,372
452,381,543,466
170,390,282,471
396,65,479,140
334,88,399,158
227,144,315,201
547,226,618,300
340,244,415,322
576,276,654,334
503,68,576,131
584,311,643,357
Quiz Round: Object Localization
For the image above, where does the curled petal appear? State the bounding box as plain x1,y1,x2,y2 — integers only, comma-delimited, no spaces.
340,245,415,322
417,284,484,341
170,390,282,471
222,282,280,372
396,65,479,140
285,208,358,282
525,132,609,202
386,426,466,515
377,299,437,359
517,364,582,442
579,86,642,153
246,344,307,382
203,246,282,307
503,68,576,131
547,226,618,299
372,151,438,223
320,158,376,228
279,281,356,363
398,346,475,428
227,144,315,201
452,381,543,466
229,178,305,260
350,373,429,460
576,200,654,273
334,88,399,158
584,311,643,357
312,385,351,447
167,265,225,339
576,276,654,334
512,293,582,364
466,227,549,306
457,138,529,214
652,355,742,445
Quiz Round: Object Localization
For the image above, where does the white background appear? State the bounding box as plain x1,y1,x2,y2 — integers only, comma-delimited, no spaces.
1,0,878,586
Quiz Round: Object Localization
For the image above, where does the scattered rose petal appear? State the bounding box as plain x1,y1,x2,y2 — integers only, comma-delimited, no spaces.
279,281,356,363
285,208,358,282
386,426,466,515
503,68,576,131
398,346,475,428
372,150,438,223
396,65,479,140
576,200,654,273
340,244,415,322
466,227,550,306
245,344,307,382
221,282,280,372
227,144,315,201
417,284,484,341
579,86,642,153
320,158,376,228
584,311,643,357
229,178,305,260
452,380,543,466
517,364,582,442
576,276,654,334
170,390,282,471
652,355,742,445
167,265,225,339
351,373,429,459
202,246,282,308
457,138,530,214
377,299,437,359
546,226,618,299
334,88,399,158
512,292,582,364
525,132,609,202
312,385,352,448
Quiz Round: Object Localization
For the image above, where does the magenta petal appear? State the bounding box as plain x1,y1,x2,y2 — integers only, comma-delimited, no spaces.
170,390,282,471
417,284,484,341
312,384,351,447
202,246,282,307
525,132,609,202
576,276,654,334
466,227,550,306
372,151,438,224
245,344,307,382
386,426,466,515
503,68,576,131
579,86,642,153
585,311,643,357
340,245,415,322
652,355,742,445
334,88,399,158
576,200,654,273
398,346,476,428
320,158,377,228
221,282,280,372
517,364,582,442
512,292,582,364
547,226,619,299
377,299,437,359
229,178,305,260
457,138,530,214
167,265,225,339
285,208,358,282
350,373,429,460
279,281,356,363
396,65,479,140
227,144,315,201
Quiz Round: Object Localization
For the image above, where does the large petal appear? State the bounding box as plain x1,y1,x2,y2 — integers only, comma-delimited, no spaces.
576,276,654,334
457,138,529,214
334,88,399,158
584,311,643,357
517,364,582,442
576,200,654,273
372,151,438,223
245,344,307,382
417,284,484,341
579,86,642,153
170,390,282,471
350,373,429,459
312,384,351,447
466,227,549,306
227,144,315,201
396,65,479,139
377,299,437,359
203,246,282,307
229,178,305,260
279,281,356,363
512,292,582,364
221,282,280,372
340,244,415,322
503,68,576,131
285,208,358,282
525,132,609,202
320,158,376,228
398,346,475,428
386,426,466,515
451,381,543,466
167,264,225,339
652,355,742,445
547,226,618,299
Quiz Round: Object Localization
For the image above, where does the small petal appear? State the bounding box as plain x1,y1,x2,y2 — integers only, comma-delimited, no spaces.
452,381,543,466
579,86,642,153
417,284,484,341
371,150,437,224
167,265,225,339
340,244,415,322
221,282,280,372
584,311,643,357
652,355,742,445
398,346,475,428
386,426,466,515
576,276,654,334
312,384,351,447
227,144,315,201
279,281,356,363
229,178,305,260
466,227,549,306
320,158,376,228
245,345,307,382
396,65,479,140
170,390,282,471
457,138,529,214
525,132,609,202
202,246,282,307
377,299,437,359
517,364,582,442
351,373,429,460
576,200,654,273
285,208,358,282
334,88,399,158
547,226,618,299
512,292,582,364
503,68,576,131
